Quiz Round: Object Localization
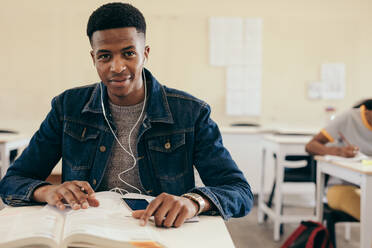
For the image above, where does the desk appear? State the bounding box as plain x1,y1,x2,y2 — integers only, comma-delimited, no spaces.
0,205,235,248
220,125,318,195
258,134,314,241
0,133,30,178
221,127,266,194
315,156,372,248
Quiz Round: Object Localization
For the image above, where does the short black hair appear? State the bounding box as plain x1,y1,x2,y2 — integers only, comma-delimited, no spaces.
353,99,372,110
87,2,146,42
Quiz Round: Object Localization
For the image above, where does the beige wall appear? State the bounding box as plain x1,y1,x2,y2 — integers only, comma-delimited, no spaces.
1,0,372,133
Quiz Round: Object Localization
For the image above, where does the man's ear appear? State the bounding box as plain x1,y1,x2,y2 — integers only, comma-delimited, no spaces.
144,45,150,63
90,50,96,65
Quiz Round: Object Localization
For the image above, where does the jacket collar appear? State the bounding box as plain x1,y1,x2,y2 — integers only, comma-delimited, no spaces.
81,68,174,124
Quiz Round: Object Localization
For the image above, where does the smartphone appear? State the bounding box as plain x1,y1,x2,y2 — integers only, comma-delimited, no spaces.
122,198,149,211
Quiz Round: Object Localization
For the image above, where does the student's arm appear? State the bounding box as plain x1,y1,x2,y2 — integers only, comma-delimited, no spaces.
305,132,356,157
0,96,63,206
188,103,253,219
0,94,100,209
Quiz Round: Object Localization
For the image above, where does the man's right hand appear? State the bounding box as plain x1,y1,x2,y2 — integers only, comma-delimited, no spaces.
336,146,359,158
32,180,99,210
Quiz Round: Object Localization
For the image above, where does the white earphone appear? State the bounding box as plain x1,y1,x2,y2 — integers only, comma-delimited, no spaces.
100,67,147,196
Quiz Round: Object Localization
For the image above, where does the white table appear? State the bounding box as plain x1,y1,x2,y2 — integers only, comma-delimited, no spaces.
316,156,372,248
0,205,235,248
220,125,318,195
0,133,30,178
258,134,315,241
221,127,266,194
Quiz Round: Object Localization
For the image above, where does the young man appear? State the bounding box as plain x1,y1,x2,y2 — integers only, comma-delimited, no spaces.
0,3,253,228
306,99,372,220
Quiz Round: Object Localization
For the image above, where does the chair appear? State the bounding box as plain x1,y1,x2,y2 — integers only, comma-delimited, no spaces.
0,130,19,164
264,155,316,234
323,203,359,248
0,130,19,178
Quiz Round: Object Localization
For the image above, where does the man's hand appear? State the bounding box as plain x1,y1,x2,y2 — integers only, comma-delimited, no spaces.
132,192,199,228
32,180,99,210
336,146,359,158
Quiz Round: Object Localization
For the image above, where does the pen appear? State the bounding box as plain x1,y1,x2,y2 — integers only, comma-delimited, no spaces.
338,132,353,147
339,131,359,155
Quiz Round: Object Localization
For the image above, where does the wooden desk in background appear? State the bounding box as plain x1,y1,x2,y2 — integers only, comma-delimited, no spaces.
316,156,372,248
0,205,235,248
0,133,30,178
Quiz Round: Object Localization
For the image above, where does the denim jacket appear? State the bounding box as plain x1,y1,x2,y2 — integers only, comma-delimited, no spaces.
0,69,253,219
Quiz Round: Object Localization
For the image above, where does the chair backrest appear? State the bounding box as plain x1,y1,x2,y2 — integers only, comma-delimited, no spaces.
278,155,317,183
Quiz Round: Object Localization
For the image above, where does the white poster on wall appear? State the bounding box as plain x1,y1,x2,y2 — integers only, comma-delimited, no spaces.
209,17,262,116
321,63,345,99
226,66,261,115
209,17,244,66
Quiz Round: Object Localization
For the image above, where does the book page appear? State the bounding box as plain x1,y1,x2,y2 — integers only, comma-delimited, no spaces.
94,191,132,213
60,191,156,247
0,208,64,248
63,209,154,245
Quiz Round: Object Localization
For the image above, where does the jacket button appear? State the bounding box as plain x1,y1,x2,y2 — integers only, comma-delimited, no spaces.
92,179,97,185
99,146,106,152
164,142,171,149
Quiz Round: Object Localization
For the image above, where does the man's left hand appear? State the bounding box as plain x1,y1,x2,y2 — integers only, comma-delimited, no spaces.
132,192,198,228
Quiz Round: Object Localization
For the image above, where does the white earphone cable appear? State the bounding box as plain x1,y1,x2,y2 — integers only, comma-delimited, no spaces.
100,69,147,195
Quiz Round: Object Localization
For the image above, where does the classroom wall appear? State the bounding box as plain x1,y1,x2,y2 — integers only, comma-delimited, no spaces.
1,0,372,133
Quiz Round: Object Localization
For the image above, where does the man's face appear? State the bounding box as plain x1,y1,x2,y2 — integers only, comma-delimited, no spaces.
90,27,149,106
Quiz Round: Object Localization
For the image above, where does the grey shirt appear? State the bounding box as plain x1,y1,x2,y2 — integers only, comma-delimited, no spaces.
97,100,146,194
322,105,372,155
322,105,372,186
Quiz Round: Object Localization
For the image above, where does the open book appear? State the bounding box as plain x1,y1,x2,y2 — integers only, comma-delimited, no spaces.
0,191,164,248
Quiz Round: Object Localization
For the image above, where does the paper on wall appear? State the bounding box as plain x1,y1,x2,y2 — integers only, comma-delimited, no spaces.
321,63,345,99
307,81,322,99
209,17,244,66
226,66,261,116
209,17,262,116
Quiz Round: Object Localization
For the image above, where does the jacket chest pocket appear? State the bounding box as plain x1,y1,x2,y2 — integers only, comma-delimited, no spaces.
63,122,100,171
147,133,189,181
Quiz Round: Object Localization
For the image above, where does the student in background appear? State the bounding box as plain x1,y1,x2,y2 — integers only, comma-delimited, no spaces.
0,2,253,228
305,99,372,220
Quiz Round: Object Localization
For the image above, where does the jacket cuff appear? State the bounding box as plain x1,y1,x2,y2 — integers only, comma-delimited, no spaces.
189,187,228,220
3,181,51,207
